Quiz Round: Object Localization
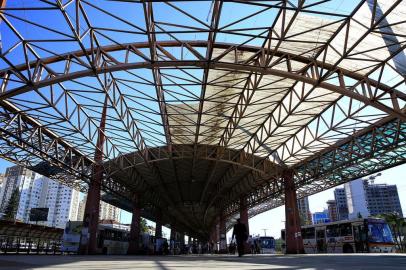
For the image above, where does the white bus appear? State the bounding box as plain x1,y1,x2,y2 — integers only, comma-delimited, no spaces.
61,221,130,254
281,218,395,253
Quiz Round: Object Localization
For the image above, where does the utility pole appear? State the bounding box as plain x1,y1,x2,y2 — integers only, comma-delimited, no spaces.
262,229,268,236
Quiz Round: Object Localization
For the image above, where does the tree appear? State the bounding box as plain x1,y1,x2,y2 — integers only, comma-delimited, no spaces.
377,212,406,253
274,238,284,253
3,189,20,221
140,218,148,233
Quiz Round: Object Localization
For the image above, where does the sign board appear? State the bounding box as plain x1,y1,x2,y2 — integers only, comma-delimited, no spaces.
29,207,49,222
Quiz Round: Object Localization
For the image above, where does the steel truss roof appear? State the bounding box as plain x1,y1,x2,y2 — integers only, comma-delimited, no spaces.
0,0,405,238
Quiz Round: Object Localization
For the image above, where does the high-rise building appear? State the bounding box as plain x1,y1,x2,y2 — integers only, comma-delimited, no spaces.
0,173,5,197
42,177,80,228
297,197,312,225
334,188,349,220
100,201,121,221
0,166,38,214
345,179,370,219
365,182,403,217
16,173,43,222
77,196,121,222
327,200,338,222
0,173,5,214
77,197,86,221
0,165,80,228
345,178,403,219
0,173,5,188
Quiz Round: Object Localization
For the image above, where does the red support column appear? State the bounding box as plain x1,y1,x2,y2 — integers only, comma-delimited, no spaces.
210,221,219,253
170,225,176,242
239,197,250,253
284,169,304,254
81,95,108,255
127,194,141,255
170,224,176,254
219,213,227,254
155,210,162,239
0,1,7,11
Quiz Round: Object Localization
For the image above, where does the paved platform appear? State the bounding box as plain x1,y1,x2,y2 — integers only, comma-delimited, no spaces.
1,254,405,270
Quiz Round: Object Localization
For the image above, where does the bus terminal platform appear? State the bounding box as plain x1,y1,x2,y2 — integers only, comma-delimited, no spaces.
1,254,405,270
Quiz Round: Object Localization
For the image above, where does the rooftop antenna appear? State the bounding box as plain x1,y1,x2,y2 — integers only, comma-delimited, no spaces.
368,172,382,185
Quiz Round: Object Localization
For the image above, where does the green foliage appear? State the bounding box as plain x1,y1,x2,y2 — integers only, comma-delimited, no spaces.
3,189,20,221
140,217,148,233
274,238,284,253
377,212,406,253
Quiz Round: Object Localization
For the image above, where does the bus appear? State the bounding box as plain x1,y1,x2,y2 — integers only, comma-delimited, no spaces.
255,236,276,254
61,221,130,254
281,218,395,253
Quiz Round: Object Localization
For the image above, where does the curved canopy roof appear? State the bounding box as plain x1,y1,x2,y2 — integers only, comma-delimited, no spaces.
0,0,405,238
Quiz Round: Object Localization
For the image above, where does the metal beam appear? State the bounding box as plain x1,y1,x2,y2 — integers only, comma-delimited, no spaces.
223,116,406,218
1,59,404,120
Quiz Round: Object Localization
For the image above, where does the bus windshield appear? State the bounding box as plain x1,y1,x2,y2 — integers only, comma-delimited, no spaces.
259,237,275,249
368,222,394,243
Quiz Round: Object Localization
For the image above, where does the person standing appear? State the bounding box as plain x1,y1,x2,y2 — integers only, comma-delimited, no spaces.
247,235,254,254
231,218,248,257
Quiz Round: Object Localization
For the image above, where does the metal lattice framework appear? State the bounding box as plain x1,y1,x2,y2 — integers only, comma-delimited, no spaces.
1,0,406,237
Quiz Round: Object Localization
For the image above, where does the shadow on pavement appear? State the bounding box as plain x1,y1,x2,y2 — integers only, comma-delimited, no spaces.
1,254,405,270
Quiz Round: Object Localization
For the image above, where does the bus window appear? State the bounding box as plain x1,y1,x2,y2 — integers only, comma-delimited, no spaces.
259,237,275,250
316,229,326,253
116,231,123,241
302,228,315,239
339,223,352,237
326,225,339,238
98,230,105,248
316,229,325,239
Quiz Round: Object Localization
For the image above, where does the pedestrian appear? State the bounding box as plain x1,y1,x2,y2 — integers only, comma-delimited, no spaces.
247,235,254,254
231,218,248,257
255,238,261,254
162,240,169,255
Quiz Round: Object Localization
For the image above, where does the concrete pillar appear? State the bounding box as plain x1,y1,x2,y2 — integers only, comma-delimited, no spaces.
240,197,250,253
284,169,304,254
155,210,162,238
80,96,108,255
219,213,227,254
127,194,141,255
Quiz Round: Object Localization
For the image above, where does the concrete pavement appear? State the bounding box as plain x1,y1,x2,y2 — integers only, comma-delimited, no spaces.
1,254,406,270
